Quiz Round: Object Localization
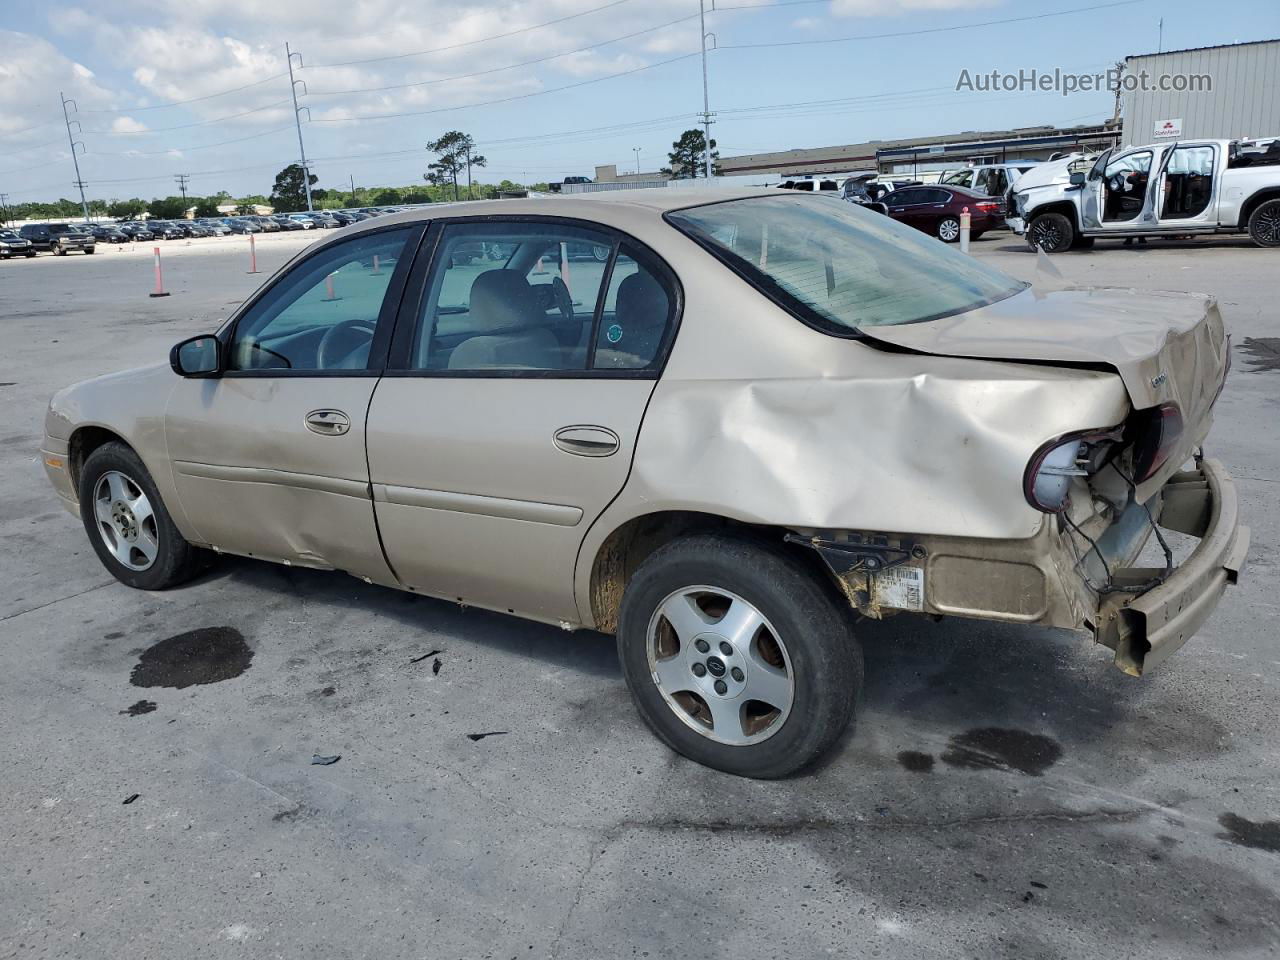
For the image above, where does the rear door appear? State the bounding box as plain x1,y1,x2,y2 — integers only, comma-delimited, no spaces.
365,217,679,624
164,224,421,581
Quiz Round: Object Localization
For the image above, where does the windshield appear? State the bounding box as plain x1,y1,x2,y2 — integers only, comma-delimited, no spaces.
666,194,1026,331
941,170,974,186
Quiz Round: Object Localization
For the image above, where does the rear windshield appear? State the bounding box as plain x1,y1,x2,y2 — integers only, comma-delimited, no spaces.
667,194,1026,331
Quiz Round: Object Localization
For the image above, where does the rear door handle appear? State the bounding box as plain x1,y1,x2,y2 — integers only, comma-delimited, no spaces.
305,409,351,436
553,425,619,458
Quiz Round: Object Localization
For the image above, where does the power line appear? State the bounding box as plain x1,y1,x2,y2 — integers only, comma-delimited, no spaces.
307,13,700,98
717,0,1143,50
85,99,295,137
87,125,295,157
310,51,700,125
306,0,634,68
77,73,292,114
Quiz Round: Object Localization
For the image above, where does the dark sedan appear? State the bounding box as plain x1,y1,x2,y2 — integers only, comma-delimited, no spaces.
119,223,155,241
86,224,129,243
879,184,1003,242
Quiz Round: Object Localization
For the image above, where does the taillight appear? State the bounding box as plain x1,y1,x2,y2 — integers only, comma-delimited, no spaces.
975,201,1000,212
1129,403,1184,482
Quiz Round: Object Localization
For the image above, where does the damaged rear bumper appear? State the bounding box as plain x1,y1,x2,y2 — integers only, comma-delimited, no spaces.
790,459,1247,677
1094,458,1249,676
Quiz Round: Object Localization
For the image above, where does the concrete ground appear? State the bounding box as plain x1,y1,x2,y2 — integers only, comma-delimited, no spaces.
1,226,1277,960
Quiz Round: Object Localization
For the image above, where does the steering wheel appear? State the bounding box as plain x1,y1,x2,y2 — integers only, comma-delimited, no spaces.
317,318,376,369
551,276,574,323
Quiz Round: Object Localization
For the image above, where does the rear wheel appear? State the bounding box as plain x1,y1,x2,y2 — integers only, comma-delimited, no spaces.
617,534,862,778
79,442,209,590
1027,212,1075,253
1248,199,1280,247
937,217,961,242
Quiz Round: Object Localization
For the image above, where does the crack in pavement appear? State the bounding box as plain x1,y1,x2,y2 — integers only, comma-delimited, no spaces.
0,580,116,623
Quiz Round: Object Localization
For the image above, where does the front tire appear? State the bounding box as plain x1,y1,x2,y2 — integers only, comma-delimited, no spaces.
617,534,862,778
1248,199,1280,247
1027,212,1075,253
79,442,208,590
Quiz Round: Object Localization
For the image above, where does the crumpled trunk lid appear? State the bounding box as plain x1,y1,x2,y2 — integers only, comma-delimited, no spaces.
867,285,1228,417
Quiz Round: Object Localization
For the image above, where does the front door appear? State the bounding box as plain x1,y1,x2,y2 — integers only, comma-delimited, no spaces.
365,218,678,624
1082,148,1158,232
165,225,421,582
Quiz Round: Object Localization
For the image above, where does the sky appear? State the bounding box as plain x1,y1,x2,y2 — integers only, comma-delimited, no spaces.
1,0,1277,202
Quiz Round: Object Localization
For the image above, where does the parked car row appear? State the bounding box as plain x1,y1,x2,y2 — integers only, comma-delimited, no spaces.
2,206,421,261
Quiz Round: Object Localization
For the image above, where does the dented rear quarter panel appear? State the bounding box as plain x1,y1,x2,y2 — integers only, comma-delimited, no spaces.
571,235,1133,627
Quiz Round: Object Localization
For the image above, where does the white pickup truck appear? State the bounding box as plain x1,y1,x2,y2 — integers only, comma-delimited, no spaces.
1010,137,1280,251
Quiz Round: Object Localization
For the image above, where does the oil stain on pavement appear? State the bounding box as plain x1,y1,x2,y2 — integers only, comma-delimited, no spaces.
1218,813,1280,853
1236,337,1280,373
120,699,157,716
939,728,1063,776
130,626,253,689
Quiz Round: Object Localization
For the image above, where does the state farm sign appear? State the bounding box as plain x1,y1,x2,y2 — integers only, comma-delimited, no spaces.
1153,118,1183,139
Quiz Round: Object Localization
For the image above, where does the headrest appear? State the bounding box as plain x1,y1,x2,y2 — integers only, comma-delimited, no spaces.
468,269,535,333
615,270,667,326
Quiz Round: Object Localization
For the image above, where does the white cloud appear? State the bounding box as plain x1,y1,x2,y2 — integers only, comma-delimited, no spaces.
792,16,822,30
111,116,149,134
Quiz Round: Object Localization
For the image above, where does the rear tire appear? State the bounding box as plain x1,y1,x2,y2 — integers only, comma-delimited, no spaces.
937,217,961,242
1027,212,1074,253
617,534,862,778
1247,199,1280,247
79,442,210,590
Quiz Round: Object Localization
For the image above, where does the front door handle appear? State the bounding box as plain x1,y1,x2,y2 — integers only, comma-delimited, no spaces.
553,425,619,458
305,409,351,436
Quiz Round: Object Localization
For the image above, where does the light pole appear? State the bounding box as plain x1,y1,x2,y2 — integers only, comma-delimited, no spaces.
698,0,716,179
633,147,641,175
285,42,314,212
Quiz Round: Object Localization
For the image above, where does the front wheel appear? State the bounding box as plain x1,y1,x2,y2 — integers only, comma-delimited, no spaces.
1248,199,1280,247
1027,212,1075,253
617,534,862,778
79,442,209,590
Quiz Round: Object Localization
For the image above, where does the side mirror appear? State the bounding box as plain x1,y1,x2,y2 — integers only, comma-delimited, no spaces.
170,335,222,377
1069,172,1087,186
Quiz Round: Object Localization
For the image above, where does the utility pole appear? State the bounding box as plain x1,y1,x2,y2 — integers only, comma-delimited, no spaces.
465,144,473,200
60,92,91,222
285,42,314,212
698,0,716,179
1157,17,1164,52
349,174,357,205
0,193,9,227
633,147,641,175
174,173,190,202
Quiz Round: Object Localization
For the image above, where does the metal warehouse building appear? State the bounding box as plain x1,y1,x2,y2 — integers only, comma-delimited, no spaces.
1122,38,1280,145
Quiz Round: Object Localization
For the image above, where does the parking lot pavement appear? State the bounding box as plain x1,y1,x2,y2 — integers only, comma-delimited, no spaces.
2,234,1278,959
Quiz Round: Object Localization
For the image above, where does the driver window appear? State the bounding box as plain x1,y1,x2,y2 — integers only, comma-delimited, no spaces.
1102,151,1153,222
411,222,615,372
229,228,413,372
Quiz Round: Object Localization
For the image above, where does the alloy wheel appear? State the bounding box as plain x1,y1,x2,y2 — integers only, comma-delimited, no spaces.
938,219,960,242
646,586,794,746
92,470,159,571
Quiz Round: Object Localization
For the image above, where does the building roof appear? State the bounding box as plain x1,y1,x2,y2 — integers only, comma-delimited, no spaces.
1127,37,1280,61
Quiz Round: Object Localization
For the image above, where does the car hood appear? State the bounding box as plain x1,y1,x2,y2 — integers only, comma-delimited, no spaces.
1011,155,1081,192
866,285,1229,416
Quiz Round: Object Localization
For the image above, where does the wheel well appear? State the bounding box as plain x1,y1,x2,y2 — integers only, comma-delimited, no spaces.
68,426,129,497
1240,189,1280,229
586,511,839,634
1027,201,1080,230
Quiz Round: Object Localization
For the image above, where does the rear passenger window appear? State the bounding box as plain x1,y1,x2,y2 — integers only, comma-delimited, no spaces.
594,247,672,370
410,222,675,375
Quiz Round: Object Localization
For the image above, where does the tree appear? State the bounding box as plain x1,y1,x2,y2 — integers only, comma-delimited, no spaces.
425,131,486,200
107,198,147,219
663,129,720,179
371,187,402,205
192,198,222,218
400,188,433,204
148,195,190,219
270,163,317,212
